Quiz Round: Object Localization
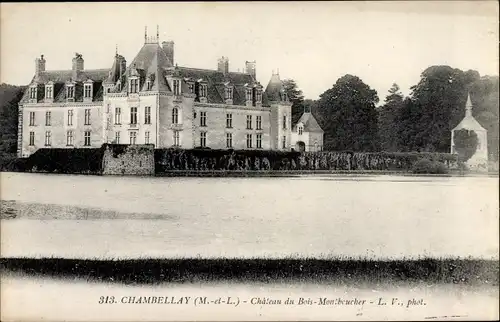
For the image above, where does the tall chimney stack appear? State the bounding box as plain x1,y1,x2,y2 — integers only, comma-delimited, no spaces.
217,56,229,74
35,54,46,76
245,60,256,79
72,53,84,79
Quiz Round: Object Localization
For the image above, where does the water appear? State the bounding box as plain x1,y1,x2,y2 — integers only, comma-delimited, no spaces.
1,172,498,259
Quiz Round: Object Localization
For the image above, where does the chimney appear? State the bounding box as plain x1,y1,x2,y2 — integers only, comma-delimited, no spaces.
72,53,84,79
162,41,175,65
35,54,46,76
245,60,256,79
217,56,229,74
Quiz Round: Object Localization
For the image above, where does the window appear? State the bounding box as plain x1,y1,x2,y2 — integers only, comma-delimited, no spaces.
84,84,92,98
145,131,150,144
66,85,74,99
84,109,91,125
246,89,252,101
114,107,121,124
129,132,137,145
66,130,74,146
173,79,181,95
282,135,286,149
254,89,262,104
115,132,120,144
246,115,252,129
173,130,180,146
84,131,91,146
44,131,51,146
188,83,194,94
45,111,51,126
226,133,233,148
282,91,288,101
146,79,153,91
225,87,233,100
283,115,287,129
246,134,252,148
130,107,137,125
226,113,232,128
256,115,262,130
106,104,110,113
145,106,151,124
199,84,207,98
200,111,207,127
172,108,179,124
46,86,53,99
29,112,35,126
200,132,206,147
298,126,303,135
67,110,73,126
130,78,139,93
29,87,37,99
29,132,35,146
256,133,262,149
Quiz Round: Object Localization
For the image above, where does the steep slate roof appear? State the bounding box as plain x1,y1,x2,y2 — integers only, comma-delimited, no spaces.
294,112,324,133
264,73,285,102
20,68,109,104
453,94,486,132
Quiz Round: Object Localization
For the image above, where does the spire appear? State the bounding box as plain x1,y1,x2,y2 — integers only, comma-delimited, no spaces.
115,44,118,57
465,93,473,117
144,26,147,43
157,25,159,41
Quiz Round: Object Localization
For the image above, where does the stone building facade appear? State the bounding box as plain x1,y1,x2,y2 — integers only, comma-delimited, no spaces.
17,27,317,157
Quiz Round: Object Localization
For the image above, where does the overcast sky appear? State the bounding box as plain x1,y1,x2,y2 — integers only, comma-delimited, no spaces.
1,2,498,101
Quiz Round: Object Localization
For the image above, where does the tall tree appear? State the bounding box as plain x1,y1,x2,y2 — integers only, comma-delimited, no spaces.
316,74,380,151
406,66,480,152
0,84,25,156
469,75,499,161
282,79,305,124
377,83,404,151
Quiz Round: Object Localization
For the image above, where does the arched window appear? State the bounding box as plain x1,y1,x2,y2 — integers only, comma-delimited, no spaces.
172,108,179,124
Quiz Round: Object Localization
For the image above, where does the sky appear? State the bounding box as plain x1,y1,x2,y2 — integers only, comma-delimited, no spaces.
1,2,498,102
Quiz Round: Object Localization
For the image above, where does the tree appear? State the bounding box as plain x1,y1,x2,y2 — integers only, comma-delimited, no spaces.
282,79,305,124
0,84,25,156
453,129,478,162
405,66,480,152
377,83,404,151
316,74,380,151
469,76,499,161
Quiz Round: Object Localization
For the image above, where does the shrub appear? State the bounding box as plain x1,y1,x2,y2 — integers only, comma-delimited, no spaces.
412,159,449,174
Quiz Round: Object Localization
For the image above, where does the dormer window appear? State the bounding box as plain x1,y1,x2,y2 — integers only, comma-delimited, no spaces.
45,84,53,99
188,83,194,94
146,78,153,91
298,125,303,135
84,83,92,99
129,78,139,93
200,84,207,98
224,86,233,100
246,88,252,101
282,91,288,101
66,84,75,99
173,79,181,95
252,87,262,106
29,86,37,100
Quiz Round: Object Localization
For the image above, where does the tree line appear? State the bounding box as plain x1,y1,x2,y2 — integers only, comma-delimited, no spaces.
284,65,499,161
0,65,499,162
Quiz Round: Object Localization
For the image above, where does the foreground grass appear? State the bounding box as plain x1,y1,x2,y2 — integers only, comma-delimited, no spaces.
0,257,497,286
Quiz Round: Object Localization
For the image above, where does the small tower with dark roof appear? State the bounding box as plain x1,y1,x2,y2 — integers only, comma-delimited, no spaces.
265,70,292,151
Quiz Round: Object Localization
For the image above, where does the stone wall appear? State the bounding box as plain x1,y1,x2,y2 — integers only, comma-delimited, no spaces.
102,144,155,176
